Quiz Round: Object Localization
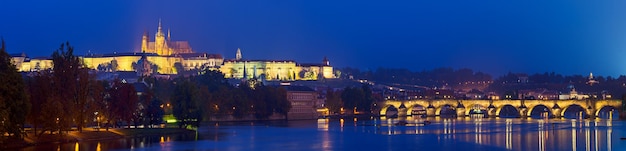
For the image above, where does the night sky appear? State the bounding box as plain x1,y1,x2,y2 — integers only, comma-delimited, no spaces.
2,0,626,76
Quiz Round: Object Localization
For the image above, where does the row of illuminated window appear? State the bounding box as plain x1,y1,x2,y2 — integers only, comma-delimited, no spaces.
290,95,314,100
183,61,218,68
291,101,313,106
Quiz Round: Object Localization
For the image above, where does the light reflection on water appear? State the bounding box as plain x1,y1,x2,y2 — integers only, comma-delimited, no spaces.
20,117,625,151
316,116,621,151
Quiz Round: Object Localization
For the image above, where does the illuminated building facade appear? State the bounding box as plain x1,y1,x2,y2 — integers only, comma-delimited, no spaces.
220,49,334,81
12,21,223,74
10,21,334,80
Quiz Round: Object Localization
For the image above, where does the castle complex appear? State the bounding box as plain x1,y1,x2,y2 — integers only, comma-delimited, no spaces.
10,21,335,80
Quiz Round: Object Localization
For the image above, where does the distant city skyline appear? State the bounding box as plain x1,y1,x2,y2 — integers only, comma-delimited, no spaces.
2,1,626,76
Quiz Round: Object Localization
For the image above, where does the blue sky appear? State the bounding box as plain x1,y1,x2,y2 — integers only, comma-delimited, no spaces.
2,0,626,76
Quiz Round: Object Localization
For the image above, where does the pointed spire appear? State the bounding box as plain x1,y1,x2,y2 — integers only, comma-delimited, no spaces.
236,48,242,60
156,18,164,37
167,28,171,41
158,18,162,32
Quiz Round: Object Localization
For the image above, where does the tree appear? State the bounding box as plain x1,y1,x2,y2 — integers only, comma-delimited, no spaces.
196,69,229,92
171,78,202,128
145,98,164,127
325,88,343,114
25,71,52,135
360,84,375,112
107,79,139,128
272,87,291,117
136,83,155,127
50,42,98,132
341,86,366,113
228,87,249,119
0,38,31,139
251,86,272,119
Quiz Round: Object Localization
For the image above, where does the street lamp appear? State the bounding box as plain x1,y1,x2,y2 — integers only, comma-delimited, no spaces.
56,117,60,133
94,112,99,131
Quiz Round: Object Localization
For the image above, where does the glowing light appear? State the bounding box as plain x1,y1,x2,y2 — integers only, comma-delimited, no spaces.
340,118,344,131
506,119,512,150
572,121,577,151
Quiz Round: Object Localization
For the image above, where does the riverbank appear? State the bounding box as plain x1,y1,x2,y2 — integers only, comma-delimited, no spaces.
1,128,196,150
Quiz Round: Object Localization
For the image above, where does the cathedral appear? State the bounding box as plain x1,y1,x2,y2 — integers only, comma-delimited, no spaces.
141,20,193,56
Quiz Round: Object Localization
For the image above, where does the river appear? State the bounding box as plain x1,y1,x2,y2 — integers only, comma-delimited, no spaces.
20,117,626,151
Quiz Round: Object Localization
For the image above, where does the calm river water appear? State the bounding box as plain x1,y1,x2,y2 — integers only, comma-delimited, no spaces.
20,117,626,151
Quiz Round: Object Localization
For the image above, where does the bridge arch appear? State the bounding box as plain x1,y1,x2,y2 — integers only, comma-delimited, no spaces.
466,104,487,117
596,106,619,119
436,104,457,118
407,104,427,117
528,104,553,119
496,104,520,118
561,104,588,119
380,105,398,116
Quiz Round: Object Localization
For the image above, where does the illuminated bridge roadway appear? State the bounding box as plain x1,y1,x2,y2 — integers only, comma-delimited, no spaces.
379,99,622,119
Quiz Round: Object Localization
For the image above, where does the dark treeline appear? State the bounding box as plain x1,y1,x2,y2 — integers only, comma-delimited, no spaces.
151,70,292,128
325,84,381,114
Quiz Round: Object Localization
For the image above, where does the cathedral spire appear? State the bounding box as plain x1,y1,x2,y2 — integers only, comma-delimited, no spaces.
167,28,171,41
158,18,162,33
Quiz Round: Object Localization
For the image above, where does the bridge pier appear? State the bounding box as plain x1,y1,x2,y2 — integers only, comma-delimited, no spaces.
519,107,528,118
588,109,596,119
456,101,465,117
427,105,436,117
487,105,496,118
552,108,561,118
487,107,496,118
456,107,466,117
398,107,407,117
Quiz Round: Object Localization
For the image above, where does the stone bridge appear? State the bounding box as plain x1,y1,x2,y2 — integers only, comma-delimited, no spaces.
379,99,622,119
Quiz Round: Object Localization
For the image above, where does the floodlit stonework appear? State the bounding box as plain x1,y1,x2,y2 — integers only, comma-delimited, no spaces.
10,21,335,80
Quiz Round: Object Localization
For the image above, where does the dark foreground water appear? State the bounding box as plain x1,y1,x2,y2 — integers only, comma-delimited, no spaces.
21,117,626,151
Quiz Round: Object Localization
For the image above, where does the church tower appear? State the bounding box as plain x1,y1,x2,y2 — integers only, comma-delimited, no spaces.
236,48,242,60
141,30,149,52
155,19,167,55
